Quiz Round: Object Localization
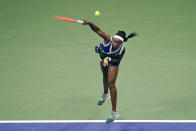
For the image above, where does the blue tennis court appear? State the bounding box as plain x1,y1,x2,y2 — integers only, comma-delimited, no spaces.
1,122,196,131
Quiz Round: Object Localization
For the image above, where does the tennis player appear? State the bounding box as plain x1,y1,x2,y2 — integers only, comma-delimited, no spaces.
83,20,137,123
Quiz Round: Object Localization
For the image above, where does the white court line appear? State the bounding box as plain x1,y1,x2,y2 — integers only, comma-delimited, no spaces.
0,120,196,123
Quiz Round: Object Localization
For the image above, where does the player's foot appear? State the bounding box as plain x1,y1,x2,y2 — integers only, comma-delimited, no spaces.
106,111,120,123
97,93,110,106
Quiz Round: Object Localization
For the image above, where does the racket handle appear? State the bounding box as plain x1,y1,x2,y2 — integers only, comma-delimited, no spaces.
76,20,84,24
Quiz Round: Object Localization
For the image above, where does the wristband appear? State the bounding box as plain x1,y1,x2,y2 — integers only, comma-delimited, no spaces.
108,57,112,61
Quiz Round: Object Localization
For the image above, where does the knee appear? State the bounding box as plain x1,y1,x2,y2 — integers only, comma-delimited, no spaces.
103,75,108,83
108,80,115,88
103,73,108,80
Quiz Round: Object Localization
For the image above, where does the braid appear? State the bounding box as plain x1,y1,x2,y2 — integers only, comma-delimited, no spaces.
124,33,137,42
115,31,137,42
124,37,128,42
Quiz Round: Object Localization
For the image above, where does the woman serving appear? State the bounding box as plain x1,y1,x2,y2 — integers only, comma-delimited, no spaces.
83,20,137,123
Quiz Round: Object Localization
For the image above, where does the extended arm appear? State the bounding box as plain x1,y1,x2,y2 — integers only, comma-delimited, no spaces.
103,48,126,67
83,20,110,44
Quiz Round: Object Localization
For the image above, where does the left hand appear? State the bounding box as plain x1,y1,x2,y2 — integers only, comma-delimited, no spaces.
103,57,109,67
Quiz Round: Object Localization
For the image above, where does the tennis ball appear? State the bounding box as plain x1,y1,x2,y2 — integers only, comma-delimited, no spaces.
94,11,100,16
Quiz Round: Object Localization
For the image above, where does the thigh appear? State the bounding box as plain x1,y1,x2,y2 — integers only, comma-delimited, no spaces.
100,61,108,78
108,66,119,84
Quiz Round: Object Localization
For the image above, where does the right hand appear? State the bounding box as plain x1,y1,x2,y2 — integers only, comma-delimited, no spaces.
82,20,90,25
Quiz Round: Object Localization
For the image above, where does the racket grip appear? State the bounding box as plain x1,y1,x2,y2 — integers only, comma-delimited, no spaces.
76,20,84,24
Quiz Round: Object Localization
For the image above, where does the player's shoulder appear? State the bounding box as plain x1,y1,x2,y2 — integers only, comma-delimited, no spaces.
103,37,113,45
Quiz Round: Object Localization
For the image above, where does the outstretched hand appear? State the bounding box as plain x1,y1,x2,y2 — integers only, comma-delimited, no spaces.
82,20,90,25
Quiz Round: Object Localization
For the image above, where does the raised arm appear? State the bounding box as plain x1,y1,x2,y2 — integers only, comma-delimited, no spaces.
83,20,110,44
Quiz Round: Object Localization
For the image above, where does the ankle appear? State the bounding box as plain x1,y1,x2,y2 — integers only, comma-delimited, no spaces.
104,91,108,94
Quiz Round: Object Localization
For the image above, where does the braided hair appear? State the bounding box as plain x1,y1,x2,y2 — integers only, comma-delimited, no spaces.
115,31,137,42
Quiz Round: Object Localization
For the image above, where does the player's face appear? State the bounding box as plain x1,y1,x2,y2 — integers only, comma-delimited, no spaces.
113,38,123,45
112,38,123,48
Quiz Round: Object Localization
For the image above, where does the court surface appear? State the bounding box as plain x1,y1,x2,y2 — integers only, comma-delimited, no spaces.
0,0,196,120
1,121,196,131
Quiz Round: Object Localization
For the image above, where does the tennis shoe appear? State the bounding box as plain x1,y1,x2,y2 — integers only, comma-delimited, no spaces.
97,93,110,106
106,111,120,123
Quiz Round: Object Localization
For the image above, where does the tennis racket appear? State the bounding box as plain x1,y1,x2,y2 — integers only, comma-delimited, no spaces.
54,16,84,24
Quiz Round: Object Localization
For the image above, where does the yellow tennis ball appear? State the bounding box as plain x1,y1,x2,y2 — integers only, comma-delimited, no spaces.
94,11,100,16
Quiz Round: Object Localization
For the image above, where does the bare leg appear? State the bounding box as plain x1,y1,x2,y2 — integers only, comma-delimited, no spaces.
100,61,109,94
108,66,119,112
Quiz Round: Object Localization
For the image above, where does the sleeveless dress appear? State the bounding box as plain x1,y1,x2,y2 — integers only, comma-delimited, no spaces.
95,37,125,66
